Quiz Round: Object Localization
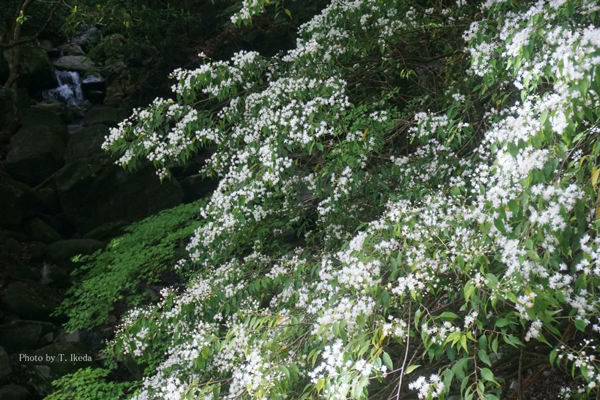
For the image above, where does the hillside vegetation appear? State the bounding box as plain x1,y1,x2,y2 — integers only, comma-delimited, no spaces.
51,0,600,399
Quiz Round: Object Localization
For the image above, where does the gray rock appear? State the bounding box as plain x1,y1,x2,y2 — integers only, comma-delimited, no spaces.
5,124,66,186
71,27,102,52
57,43,85,56
5,264,38,282
0,347,10,379
0,281,61,322
53,55,94,72
0,321,44,352
85,106,128,127
64,124,109,161
39,332,54,346
55,161,183,233
0,385,33,400
22,218,62,244
103,83,127,107
3,238,21,257
83,221,127,241
0,172,40,228
36,188,61,215
38,40,54,51
31,100,73,124
24,241,47,262
58,329,82,344
45,239,104,267
19,108,67,140
25,343,95,397
16,42,58,91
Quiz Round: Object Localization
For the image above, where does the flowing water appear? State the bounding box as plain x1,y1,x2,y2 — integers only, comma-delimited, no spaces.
42,70,84,106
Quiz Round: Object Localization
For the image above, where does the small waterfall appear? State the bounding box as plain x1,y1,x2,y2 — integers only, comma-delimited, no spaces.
42,70,84,105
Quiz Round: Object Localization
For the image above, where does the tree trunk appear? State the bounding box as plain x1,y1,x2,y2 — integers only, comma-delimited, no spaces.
4,0,36,91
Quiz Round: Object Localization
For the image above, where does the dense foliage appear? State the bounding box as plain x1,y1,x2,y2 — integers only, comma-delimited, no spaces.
55,198,208,332
55,0,600,399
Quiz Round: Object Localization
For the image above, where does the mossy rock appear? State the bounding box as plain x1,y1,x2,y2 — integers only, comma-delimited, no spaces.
4,264,38,282
0,347,10,380
45,239,104,268
64,124,109,161
5,124,66,186
52,55,94,73
84,106,128,127
16,42,58,91
55,161,183,233
25,343,95,397
0,385,33,400
82,220,127,241
0,321,49,352
0,281,61,322
57,43,85,56
31,101,73,124
0,172,40,228
22,218,62,244
19,108,68,140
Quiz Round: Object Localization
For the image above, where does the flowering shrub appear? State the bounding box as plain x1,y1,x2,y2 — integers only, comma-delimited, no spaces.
58,0,600,399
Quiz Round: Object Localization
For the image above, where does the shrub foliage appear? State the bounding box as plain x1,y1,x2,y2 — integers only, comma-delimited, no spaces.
56,0,600,399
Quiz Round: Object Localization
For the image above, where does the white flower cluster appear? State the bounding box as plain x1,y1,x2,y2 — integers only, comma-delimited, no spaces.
98,0,600,399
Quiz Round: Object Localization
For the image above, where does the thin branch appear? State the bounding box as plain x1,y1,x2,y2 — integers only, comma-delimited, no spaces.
395,303,412,400
0,1,63,50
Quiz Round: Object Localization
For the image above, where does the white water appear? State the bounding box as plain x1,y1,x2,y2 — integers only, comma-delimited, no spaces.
42,70,84,105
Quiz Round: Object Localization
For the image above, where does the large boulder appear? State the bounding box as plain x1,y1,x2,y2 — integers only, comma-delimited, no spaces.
57,43,85,56
15,42,58,91
83,220,127,241
4,263,39,282
19,108,67,138
0,385,32,400
52,55,94,72
22,218,62,244
0,347,10,379
64,124,109,161
71,27,102,52
0,281,61,322
5,109,67,186
31,100,73,124
45,239,104,268
55,161,184,233
5,125,65,186
0,91,18,144
81,75,106,104
85,106,128,127
25,343,95,397
0,172,40,228
0,320,55,352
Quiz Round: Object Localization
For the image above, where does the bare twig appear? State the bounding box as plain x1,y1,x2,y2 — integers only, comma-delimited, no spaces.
395,303,412,400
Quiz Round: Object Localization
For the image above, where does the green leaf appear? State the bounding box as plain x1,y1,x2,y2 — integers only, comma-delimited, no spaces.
405,364,420,375
495,318,509,328
382,352,394,371
549,348,558,366
316,378,325,391
574,319,587,331
480,368,495,382
284,8,292,19
464,282,476,301
478,349,492,366
439,312,460,320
